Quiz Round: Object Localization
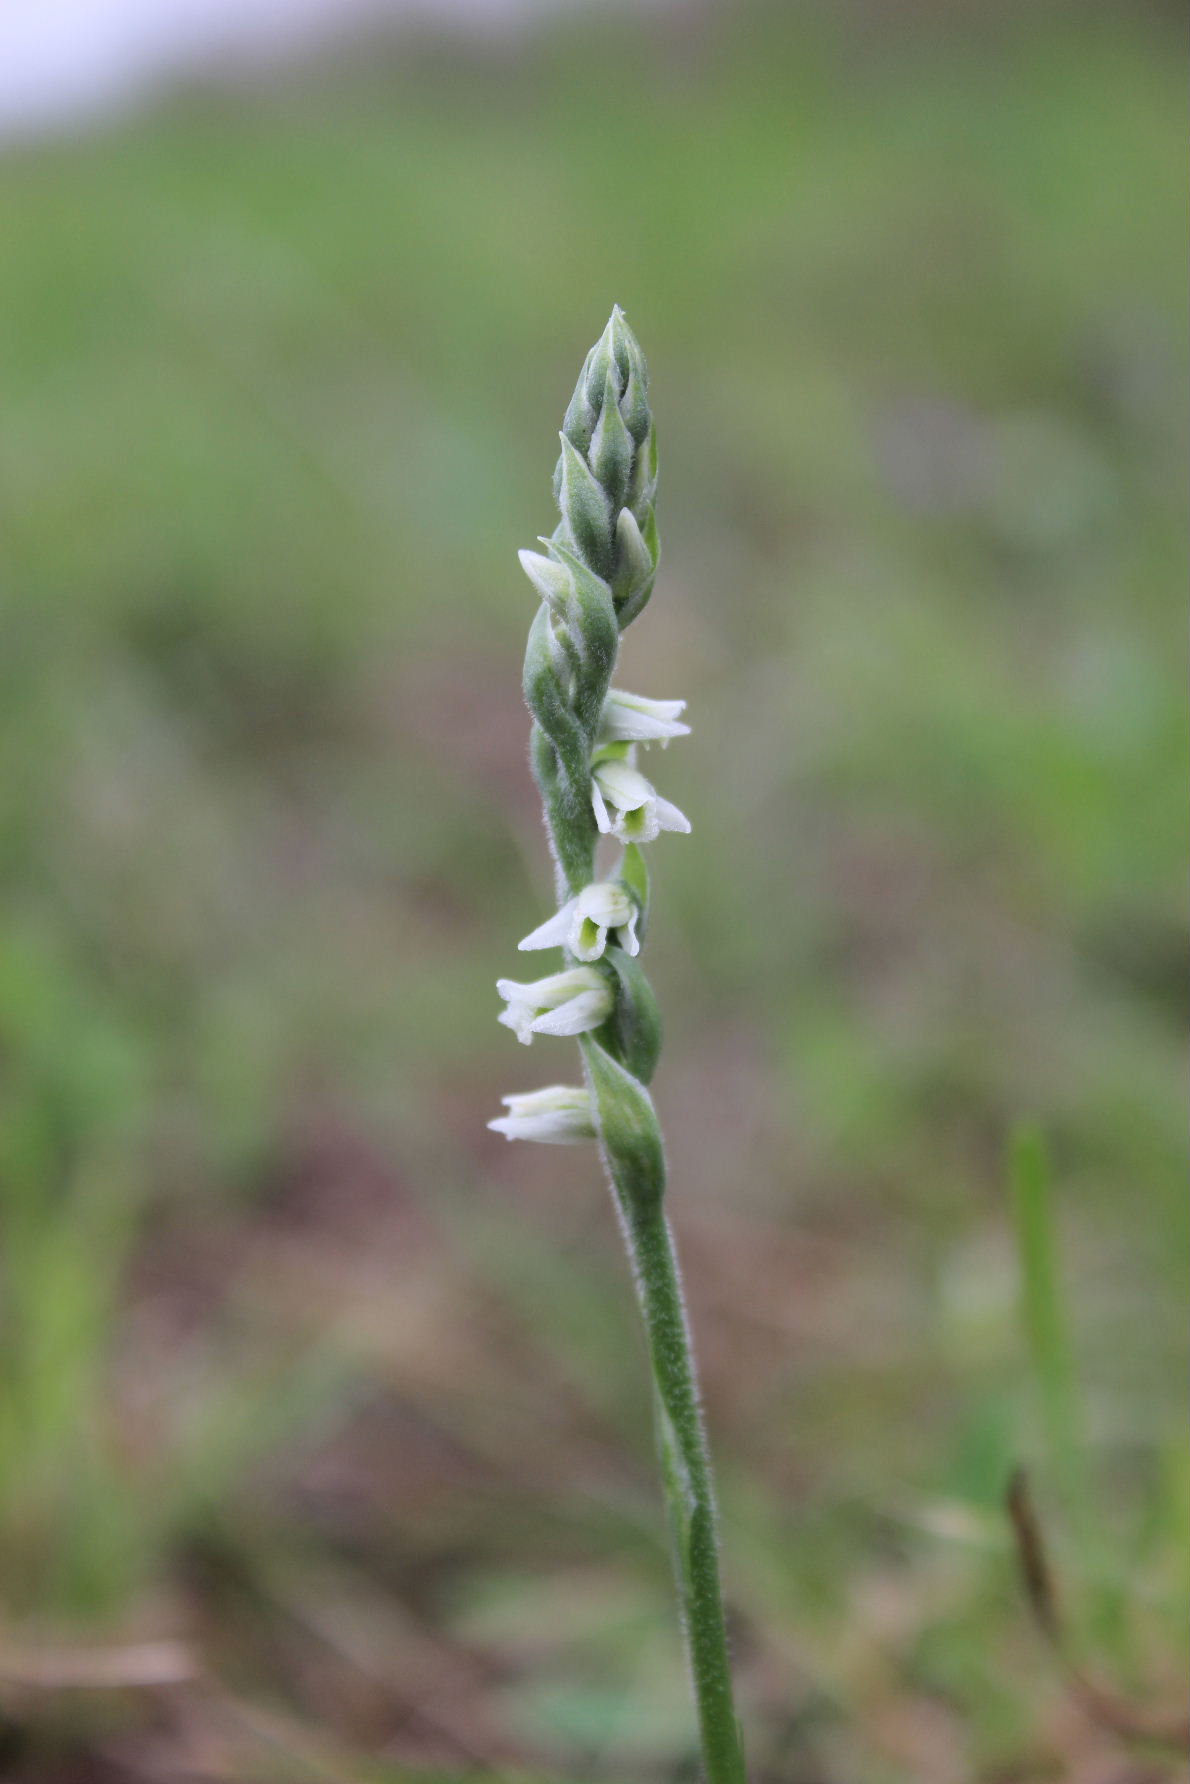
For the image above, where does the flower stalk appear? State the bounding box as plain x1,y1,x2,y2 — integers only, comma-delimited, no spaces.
489,309,746,1780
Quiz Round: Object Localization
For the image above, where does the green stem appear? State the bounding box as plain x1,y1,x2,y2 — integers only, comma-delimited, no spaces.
540,760,744,1778
619,1199,746,1783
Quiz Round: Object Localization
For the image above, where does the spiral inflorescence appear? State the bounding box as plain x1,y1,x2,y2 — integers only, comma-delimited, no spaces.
492,306,688,1163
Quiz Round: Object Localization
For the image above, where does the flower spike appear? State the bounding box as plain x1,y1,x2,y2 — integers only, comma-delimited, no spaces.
491,312,745,1780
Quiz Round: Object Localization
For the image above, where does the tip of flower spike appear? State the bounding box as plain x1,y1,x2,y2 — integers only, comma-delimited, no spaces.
587,307,647,406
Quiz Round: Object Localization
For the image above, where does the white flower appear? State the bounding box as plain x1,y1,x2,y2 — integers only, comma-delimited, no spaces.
496,966,613,1046
591,756,691,844
488,1084,596,1144
518,880,640,963
599,689,690,747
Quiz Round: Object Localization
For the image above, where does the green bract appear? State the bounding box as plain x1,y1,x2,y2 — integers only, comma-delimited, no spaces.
488,310,746,1781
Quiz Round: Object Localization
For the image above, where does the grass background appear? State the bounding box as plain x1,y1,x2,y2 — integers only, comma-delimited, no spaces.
0,1,1186,1777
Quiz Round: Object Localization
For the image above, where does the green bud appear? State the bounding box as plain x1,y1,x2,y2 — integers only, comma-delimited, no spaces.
523,605,590,795
543,540,617,733
581,1034,666,1216
556,434,613,577
629,424,658,513
584,330,615,408
604,304,644,395
589,367,634,514
611,505,657,625
562,363,598,456
620,359,651,446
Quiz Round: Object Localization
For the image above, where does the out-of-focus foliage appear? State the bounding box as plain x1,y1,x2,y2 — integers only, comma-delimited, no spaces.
0,2,1185,1778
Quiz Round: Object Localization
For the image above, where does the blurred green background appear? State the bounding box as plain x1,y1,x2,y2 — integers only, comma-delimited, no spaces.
0,1,1186,1778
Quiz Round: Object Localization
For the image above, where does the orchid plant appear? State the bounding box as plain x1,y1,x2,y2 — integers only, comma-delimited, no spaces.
489,310,746,1780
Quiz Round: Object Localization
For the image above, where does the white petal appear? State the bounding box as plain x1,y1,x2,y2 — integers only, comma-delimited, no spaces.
500,1085,580,1113
593,758,652,812
600,690,691,745
530,988,612,1038
652,796,691,835
577,882,633,927
496,967,609,1043
518,900,577,951
615,692,686,723
541,967,608,1000
497,1005,537,1045
501,967,602,1005
569,912,609,963
489,1085,596,1142
613,803,660,844
489,1111,591,1142
591,779,613,834
619,906,641,955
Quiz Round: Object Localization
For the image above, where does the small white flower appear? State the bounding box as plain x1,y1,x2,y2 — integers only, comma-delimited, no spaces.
496,966,613,1046
488,1084,596,1144
599,689,690,747
518,880,640,963
591,756,691,844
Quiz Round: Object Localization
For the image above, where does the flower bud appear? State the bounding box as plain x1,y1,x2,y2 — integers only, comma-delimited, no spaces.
611,506,658,622
556,435,613,578
589,368,634,514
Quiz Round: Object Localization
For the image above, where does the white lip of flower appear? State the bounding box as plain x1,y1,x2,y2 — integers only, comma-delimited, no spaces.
496,966,614,1046
591,756,691,844
598,689,691,747
488,1084,596,1144
518,880,640,963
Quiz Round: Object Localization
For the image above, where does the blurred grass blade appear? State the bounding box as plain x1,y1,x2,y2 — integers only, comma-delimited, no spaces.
1009,1124,1088,1536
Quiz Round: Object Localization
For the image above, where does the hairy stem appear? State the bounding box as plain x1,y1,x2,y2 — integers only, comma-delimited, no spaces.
623,1201,747,1783
540,770,744,1775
